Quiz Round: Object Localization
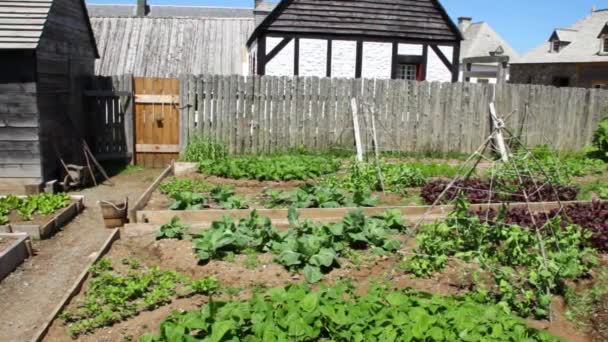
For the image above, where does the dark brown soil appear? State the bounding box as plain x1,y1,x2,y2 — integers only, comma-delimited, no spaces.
589,293,608,341
0,235,17,252
44,228,593,342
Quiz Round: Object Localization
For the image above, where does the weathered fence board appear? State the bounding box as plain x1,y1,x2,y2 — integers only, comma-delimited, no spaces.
89,75,608,161
180,75,608,154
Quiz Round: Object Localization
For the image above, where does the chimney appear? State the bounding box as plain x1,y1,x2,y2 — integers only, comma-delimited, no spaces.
254,1,273,27
136,0,149,17
592,4,598,12
458,17,472,33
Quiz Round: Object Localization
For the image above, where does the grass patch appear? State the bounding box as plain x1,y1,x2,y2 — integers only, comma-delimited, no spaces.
566,266,608,335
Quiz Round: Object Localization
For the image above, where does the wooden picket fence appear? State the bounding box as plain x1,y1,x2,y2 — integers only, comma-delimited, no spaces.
179,75,608,155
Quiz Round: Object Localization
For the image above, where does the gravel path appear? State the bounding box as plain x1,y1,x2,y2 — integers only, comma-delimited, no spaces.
0,168,160,342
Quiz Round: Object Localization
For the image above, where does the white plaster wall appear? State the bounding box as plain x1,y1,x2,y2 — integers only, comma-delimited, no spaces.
331,40,356,78
398,43,423,56
426,45,453,82
361,42,392,79
265,37,294,76
299,39,327,77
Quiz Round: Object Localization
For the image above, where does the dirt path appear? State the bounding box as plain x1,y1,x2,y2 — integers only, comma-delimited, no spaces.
0,168,160,342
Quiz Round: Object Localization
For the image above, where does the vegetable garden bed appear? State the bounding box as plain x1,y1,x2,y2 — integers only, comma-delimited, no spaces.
0,232,31,281
46,148,608,341
0,195,85,239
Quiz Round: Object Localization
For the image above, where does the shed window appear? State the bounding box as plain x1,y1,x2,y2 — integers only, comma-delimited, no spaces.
398,64,418,80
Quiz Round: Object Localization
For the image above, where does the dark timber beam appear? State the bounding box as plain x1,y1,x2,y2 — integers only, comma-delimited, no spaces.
326,40,332,78
451,42,461,82
430,45,453,71
294,38,300,76
265,37,292,63
421,44,428,81
391,42,398,79
355,40,363,78
256,35,266,75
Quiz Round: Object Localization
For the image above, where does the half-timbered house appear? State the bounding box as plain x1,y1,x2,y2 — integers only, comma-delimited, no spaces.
248,0,463,82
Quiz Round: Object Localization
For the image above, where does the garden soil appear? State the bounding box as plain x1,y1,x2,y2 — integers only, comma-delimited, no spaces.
44,227,594,342
0,168,161,342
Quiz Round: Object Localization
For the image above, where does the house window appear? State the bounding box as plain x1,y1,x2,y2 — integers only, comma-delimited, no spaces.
477,78,490,84
398,64,418,80
603,38,608,53
552,40,560,53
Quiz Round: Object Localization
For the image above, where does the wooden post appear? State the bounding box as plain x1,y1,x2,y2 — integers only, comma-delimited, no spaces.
351,98,363,162
490,102,508,162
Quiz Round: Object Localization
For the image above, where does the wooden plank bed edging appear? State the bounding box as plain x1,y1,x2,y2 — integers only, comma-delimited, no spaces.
128,163,174,223
7,196,85,240
135,200,590,225
0,232,31,281
30,228,121,342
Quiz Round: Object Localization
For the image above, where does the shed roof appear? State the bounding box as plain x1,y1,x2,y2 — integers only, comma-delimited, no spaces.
0,0,98,54
460,21,519,62
514,9,608,64
91,16,254,77
248,0,463,46
86,4,253,18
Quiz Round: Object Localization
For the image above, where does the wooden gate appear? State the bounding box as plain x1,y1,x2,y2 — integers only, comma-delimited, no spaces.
134,77,180,167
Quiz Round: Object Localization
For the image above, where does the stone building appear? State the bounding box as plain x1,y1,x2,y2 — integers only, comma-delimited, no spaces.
457,17,519,84
511,8,608,88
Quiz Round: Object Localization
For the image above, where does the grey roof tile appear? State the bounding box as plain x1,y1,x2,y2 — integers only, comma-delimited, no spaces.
514,9,608,64
460,21,519,61
86,4,253,18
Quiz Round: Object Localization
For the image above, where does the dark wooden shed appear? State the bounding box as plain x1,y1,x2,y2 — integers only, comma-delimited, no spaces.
0,0,98,190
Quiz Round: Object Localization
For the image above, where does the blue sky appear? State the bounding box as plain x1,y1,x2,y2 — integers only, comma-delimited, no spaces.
86,0,608,54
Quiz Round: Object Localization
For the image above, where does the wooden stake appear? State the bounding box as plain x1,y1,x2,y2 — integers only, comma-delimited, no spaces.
83,146,97,187
351,98,364,162
83,142,113,186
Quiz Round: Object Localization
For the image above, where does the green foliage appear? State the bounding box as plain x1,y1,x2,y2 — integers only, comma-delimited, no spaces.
200,154,340,181
263,184,377,209
404,198,598,318
324,161,432,194
592,118,608,158
210,186,249,209
272,209,405,282
182,135,228,162
565,266,608,332
193,209,406,283
489,145,605,185
168,192,206,210
192,210,277,262
0,193,71,222
160,178,211,198
156,217,190,240
60,258,219,338
141,282,559,342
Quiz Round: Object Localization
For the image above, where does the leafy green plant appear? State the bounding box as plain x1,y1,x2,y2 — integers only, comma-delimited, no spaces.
60,258,218,338
200,154,340,181
156,217,190,240
263,185,377,209
210,186,249,209
324,160,428,194
192,210,277,262
141,282,559,342
272,209,404,282
193,209,406,283
593,118,608,158
182,134,228,162
168,192,206,210
404,198,598,318
160,178,211,198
